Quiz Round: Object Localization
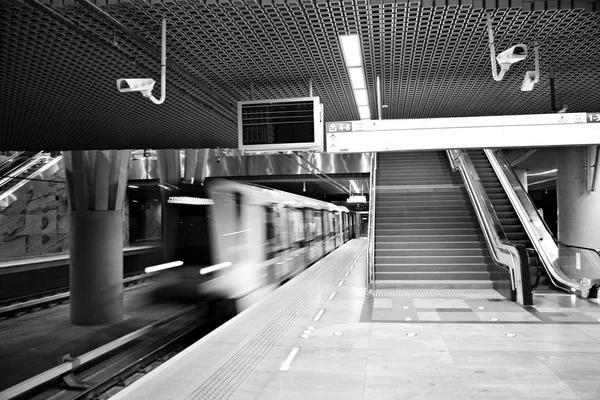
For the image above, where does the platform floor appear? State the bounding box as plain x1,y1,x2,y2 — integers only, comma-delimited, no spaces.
112,238,600,400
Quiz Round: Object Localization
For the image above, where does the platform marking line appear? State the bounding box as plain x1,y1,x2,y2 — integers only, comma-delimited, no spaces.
344,271,350,277
314,309,325,321
338,280,345,286
328,292,337,300
280,347,300,371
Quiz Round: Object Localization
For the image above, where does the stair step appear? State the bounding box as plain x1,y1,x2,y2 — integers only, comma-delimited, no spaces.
375,234,485,242
376,222,481,229
376,271,491,281
375,255,492,264
374,241,489,249
374,248,490,256
376,264,490,272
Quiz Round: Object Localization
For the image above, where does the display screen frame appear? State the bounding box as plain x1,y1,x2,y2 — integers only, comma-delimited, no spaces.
238,97,323,152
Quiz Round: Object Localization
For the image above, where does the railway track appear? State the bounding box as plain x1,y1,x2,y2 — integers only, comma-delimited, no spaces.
3,305,229,400
0,272,158,319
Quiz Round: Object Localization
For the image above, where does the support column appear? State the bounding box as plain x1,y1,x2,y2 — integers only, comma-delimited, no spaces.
514,169,528,192
556,146,600,249
64,150,130,325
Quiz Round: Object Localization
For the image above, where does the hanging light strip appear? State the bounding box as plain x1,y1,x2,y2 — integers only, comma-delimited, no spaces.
339,34,371,120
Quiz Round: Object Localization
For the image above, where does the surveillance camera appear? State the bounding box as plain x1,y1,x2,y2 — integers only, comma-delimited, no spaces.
496,44,527,70
116,78,156,97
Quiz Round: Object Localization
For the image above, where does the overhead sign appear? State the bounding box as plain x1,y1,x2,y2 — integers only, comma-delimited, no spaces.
325,113,599,153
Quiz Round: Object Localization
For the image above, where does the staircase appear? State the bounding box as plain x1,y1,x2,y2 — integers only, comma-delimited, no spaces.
374,151,494,289
466,150,541,285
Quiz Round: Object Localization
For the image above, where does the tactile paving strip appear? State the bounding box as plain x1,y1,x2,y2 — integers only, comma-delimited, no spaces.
374,289,506,299
185,241,367,400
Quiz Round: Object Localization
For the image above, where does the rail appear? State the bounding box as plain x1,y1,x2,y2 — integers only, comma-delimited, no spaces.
366,152,377,295
486,149,600,297
447,150,532,306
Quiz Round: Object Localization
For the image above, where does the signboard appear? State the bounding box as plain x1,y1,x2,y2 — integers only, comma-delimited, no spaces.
325,113,600,153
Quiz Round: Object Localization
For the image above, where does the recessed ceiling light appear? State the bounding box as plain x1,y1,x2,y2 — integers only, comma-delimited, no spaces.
358,105,371,120
354,89,369,106
339,34,362,67
348,67,366,89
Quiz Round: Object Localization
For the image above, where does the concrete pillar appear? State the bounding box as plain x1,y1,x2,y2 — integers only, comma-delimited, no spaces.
514,169,528,192
63,150,130,325
556,146,600,250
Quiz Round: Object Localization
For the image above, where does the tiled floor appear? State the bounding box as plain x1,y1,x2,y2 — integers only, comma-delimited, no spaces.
363,290,600,324
113,240,600,400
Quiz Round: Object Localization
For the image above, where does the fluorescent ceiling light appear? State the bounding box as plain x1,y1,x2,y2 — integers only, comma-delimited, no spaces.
354,89,369,106
339,35,362,67
349,179,360,193
199,261,232,275
348,67,366,89
358,105,371,120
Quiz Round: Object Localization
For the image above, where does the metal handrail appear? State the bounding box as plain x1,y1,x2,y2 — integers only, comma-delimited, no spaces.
0,151,48,187
366,152,377,295
447,150,532,306
486,149,600,296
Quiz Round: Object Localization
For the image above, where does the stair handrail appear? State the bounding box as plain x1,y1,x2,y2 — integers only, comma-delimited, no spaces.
485,149,600,296
366,152,377,295
447,150,532,306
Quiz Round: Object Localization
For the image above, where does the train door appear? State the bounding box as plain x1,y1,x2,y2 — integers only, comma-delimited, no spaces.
288,208,306,271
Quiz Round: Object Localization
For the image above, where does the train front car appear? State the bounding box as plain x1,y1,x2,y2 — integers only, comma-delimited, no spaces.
155,178,353,314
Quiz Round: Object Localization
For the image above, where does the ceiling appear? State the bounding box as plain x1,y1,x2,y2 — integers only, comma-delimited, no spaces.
1,0,599,152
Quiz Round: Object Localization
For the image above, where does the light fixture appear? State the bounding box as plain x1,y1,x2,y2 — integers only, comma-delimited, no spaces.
348,68,366,89
339,34,371,120
339,35,362,67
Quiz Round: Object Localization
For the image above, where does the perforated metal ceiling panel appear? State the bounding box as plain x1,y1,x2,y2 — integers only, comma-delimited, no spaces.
1,0,599,151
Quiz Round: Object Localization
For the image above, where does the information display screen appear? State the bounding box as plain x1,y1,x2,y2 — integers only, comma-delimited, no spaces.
238,97,323,152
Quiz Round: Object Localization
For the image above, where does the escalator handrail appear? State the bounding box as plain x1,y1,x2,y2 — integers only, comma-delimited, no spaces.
448,149,532,306
366,152,377,294
556,241,600,255
0,151,47,187
0,151,25,171
484,149,587,293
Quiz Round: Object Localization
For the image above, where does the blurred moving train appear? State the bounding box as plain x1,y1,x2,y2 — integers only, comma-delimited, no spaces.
154,179,357,312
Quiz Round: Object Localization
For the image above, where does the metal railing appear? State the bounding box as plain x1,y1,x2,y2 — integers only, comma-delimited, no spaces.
366,152,377,295
486,149,600,297
447,150,532,306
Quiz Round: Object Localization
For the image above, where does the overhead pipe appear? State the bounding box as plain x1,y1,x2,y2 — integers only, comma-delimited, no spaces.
22,0,234,121
149,19,167,105
486,13,507,81
75,0,233,109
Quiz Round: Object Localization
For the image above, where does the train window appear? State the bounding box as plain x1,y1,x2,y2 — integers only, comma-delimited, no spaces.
289,208,305,246
174,203,211,266
265,206,276,259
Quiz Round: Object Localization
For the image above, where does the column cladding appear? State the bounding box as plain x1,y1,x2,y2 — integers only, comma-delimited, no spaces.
63,150,130,325
556,146,600,250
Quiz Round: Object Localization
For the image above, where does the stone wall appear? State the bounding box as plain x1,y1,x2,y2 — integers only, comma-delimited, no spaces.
0,170,161,261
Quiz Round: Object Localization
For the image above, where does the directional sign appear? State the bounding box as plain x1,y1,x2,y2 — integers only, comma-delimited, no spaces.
325,113,599,153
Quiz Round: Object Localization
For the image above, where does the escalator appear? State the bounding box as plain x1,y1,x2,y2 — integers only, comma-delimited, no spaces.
0,152,62,211
467,150,542,289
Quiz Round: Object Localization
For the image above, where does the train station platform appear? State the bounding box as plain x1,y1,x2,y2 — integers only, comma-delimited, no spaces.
112,238,600,400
